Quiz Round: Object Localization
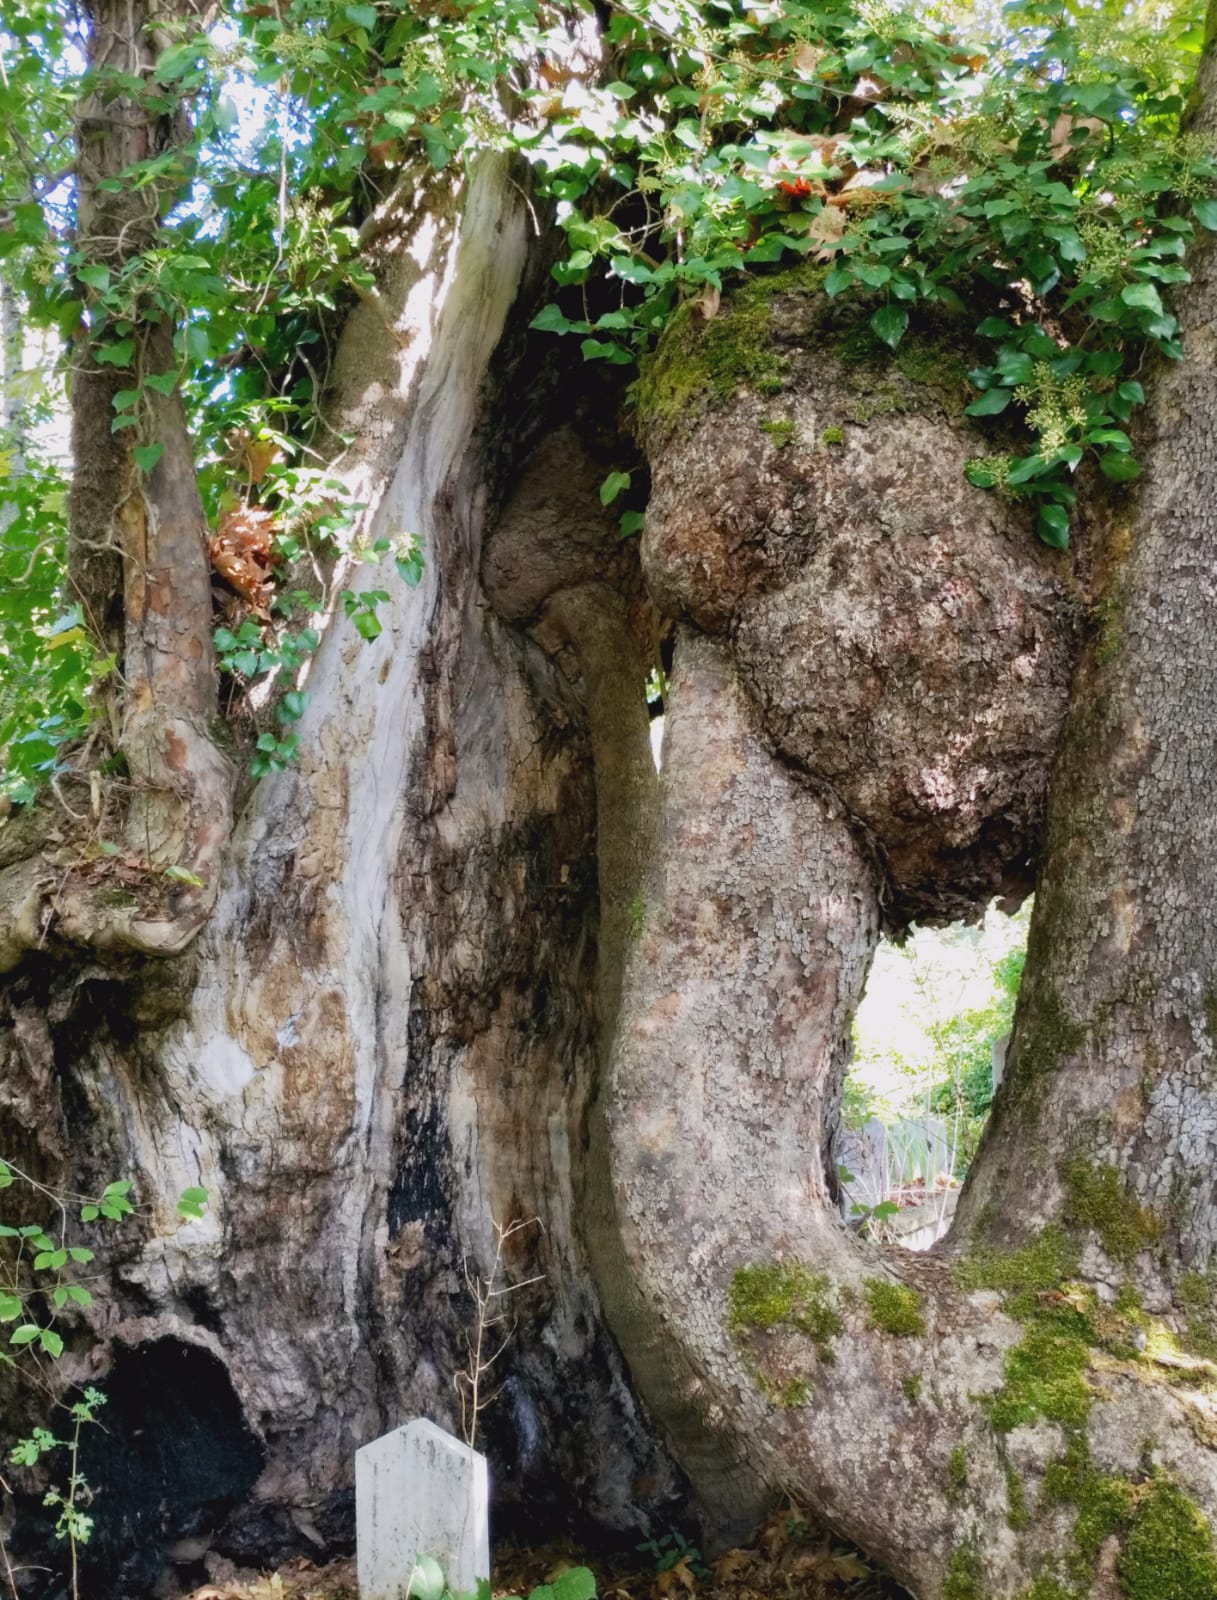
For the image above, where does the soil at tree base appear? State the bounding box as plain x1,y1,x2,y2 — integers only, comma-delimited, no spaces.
172,1510,909,1600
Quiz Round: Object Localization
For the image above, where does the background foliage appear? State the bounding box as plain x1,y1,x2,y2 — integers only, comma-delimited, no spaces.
1,0,1214,797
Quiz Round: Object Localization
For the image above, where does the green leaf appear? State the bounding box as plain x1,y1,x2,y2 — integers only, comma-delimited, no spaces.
345,3,377,26
277,690,310,724
177,1186,209,1219
530,304,579,335
0,1293,22,1322
164,864,205,887
1120,282,1164,316
66,1285,93,1307
1192,199,1217,231
580,338,633,366
1099,452,1142,482
1006,453,1050,485
824,266,852,297
39,1328,63,1359
9,1324,39,1346
1036,504,1070,549
77,265,110,292
95,339,135,368
132,443,164,474
599,471,631,506
33,1249,68,1271
869,304,908,350
143,371,178,396
966,388,1012,417
408,1556,446,1600
976,317,1012,339
618,510,644,541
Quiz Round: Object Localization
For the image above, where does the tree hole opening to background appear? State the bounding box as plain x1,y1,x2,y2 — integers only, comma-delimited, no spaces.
835,901,1029,1251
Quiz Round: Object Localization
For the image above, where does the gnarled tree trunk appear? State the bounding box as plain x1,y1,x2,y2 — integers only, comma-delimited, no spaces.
5,6,1217,1598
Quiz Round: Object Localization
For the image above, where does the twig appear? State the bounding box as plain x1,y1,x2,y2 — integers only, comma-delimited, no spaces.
453,1217,544,1452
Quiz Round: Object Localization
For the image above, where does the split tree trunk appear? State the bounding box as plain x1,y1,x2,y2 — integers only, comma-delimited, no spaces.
1,153,682,1595
593,16,1217,1599
5,10,1217,1599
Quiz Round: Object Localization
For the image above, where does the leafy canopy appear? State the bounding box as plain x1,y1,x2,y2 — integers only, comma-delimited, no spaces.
0,0,1214,797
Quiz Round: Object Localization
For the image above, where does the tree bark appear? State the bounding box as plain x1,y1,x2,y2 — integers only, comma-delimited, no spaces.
592,15,1217,1597
6,8,1217,1597
1,155,681,1596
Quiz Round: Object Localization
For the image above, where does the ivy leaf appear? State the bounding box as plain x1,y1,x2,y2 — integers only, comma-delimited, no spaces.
276,690,310,724
580,338,633,365
1121,282,1164,316
408,1556,446,1600
553,1569,597,1600
869,304,908,350
966,388,1012,417
530,304,583,335
177,1186,209,1219
599,471,631,506
163,864,205,887
824,266,852,297
1100,452,1142,483
77,264,110,292
617,510,644,541
95,339,135,368
1192,199,1217,231
132,443,164,474
1036,504,1071,549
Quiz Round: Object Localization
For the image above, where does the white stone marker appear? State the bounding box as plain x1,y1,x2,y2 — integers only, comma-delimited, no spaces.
356,1418,490,1600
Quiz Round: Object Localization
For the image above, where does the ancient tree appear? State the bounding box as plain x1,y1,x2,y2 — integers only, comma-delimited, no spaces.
3,0,1217,1595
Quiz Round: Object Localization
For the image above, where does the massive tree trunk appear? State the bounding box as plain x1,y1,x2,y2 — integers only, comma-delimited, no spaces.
6,7,1217,1599
592,20,1217,1600
1,149,683,1595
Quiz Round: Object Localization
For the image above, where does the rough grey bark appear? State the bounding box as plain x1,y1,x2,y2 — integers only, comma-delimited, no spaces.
1,157,681,1597
588,15,1217,1592
6,11,1217,1597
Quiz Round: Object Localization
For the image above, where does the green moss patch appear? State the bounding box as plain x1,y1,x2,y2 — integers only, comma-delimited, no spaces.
728,1261,843,1360
635,271,822,433
955,1225,1080,1296
757,1374,813,1408
862,1276,925,1336
1118,1477,1217,1600
758,417,795,448
1005,1463,1029,1530
1062,1158,1161,1263
942,1544,984,1600
1015,1580,1077,1600
988,1321,1094,1432
1007,989,1088,1089
1043,1436,1135,1577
